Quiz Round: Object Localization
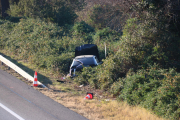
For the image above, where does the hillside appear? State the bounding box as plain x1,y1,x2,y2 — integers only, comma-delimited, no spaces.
0,0,180,119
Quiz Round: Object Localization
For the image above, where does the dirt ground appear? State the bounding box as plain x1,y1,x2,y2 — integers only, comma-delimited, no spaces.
0,61,165,120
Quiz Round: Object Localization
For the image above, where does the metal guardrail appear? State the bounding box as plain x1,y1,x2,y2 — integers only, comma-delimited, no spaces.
0,55,46,88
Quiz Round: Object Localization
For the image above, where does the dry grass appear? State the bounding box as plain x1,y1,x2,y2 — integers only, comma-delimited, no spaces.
37,87,165,120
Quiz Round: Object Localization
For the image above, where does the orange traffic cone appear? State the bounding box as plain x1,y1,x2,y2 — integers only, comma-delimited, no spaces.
84,93,93,100
33,71,38,87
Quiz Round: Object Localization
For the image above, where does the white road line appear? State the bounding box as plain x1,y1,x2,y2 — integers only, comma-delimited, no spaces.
0,82,59,120
0,103,25,120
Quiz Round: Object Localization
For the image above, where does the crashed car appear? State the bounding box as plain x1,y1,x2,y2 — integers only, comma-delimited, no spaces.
69,55,102,76
67,44,102,77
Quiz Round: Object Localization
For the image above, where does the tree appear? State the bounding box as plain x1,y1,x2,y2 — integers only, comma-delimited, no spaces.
0,0,10,18
9,0,19,4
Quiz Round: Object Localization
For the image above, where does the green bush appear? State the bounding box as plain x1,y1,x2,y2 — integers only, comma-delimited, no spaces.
119,1,180,72
0,18,63,54
93,27,120,43
0,18,75,73
73,66,98,87
0,17,92,74
71,21,94,35
118,65,180,120
71,21,94,43
7,0,78,26
55,5,77,26
109,78,124,97
47,53,74,73
74,55,124,90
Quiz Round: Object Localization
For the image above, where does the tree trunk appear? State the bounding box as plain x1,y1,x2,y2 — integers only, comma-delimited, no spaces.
1,0,10,18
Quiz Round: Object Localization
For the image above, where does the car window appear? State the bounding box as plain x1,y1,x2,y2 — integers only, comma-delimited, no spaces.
73,57,95,66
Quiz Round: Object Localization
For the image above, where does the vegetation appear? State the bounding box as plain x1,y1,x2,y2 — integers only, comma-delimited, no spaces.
0,0,180,119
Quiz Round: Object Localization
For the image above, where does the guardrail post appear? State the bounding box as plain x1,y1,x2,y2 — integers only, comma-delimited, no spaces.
1,62,3,65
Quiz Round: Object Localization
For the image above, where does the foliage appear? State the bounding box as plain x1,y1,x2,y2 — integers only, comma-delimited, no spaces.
71,21,94,36
116,1,180,72
118,65,180,119
87,4,123,31
70,21,94,43
74,55,124,90
7,0,81,26
1,0,180,119
109,78,124,97
0,18,73,72
73,66,98,87
54,4,77,26
93,27,121,43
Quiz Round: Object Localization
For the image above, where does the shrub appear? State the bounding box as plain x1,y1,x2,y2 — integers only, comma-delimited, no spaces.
74,55,124,90
118,65,180,120
0,18,74,73
93,27,120,43
0,17,93,74
87,4,123,31
55,5,77,26
73,66,98,87
71,21,94,36
119,1,180,72
7,0,79,26
71,21,94,43
47,53,74,73
110,78,124,97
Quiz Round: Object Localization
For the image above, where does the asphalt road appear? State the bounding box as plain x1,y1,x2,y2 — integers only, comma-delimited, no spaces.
0,69,88,120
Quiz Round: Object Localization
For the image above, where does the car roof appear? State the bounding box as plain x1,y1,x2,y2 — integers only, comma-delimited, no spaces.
75,55,95,59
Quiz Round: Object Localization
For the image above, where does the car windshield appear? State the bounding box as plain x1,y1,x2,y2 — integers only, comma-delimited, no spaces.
72,57,95,66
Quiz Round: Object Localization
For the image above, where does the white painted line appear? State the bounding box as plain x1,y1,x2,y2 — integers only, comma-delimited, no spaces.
0,103,25,120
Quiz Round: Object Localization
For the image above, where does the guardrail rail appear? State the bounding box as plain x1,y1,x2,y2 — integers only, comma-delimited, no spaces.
0,55,46,88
